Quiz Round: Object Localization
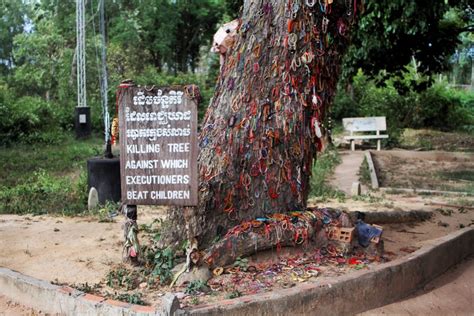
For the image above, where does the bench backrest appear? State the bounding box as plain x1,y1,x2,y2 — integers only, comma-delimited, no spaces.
342,117,386,134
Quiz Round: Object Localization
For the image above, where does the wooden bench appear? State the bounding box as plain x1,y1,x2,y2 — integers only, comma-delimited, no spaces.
343,117,389,151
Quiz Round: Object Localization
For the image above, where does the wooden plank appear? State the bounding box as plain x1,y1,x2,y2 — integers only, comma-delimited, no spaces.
118,85,198,206
342,117,387,132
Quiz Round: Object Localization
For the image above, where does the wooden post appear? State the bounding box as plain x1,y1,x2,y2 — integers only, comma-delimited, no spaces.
376,130,381,151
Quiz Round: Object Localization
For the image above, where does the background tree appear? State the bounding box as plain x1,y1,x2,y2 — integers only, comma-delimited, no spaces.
0,0,28,76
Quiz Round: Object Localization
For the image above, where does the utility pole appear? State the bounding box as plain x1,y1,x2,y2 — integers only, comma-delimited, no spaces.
75,0,91,138
99,0,112,156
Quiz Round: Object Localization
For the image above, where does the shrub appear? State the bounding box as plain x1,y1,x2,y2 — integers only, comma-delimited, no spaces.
0,169,87,215
0,90,68,145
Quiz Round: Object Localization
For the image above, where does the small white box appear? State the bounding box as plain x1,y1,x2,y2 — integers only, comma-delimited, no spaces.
79,114,87,124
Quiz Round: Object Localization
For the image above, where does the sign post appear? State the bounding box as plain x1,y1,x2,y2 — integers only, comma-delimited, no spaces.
118,84,198,206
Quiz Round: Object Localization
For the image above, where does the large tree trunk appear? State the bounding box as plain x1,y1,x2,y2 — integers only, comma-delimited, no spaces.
163,0,358,250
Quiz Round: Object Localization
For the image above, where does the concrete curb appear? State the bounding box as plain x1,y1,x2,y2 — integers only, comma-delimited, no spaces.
185,227,474,315
1,228,472,315
0,268,178,315
380,187,473,197
365,151,379,190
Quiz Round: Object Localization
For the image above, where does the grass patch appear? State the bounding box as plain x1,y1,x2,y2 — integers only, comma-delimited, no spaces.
437,170,474,182
447,198,474,207
384,188,408,195
110,292,146,305
351,193,384,204
309,146,345,201
358,156,371,186
400,129,474,152
0,133,102,187
0,133,103,215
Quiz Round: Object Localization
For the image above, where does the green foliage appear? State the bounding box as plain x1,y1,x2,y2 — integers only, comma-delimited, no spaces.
185,280,207,295
225,290,242,299
233,257,248,270
309,147,345,201
437,170,474,182
332,69,474,144
107,266,137,290
13,19,66,97
343,0,471,82
150,247,175,285
358,157,371,186
0,169,86,215
189,296,200,305
223,0,243,19
0,135,101,215
92,200,121,222
112,292,146,305
0,0,29,75
0,83,73,145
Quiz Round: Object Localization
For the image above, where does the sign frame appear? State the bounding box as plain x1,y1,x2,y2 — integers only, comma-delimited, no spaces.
118,84,198,206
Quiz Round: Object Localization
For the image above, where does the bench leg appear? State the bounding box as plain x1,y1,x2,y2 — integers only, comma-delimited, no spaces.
351,140,355,151
377,139,381,151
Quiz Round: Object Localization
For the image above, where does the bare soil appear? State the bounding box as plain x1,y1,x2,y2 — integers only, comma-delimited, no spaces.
372,150,474,194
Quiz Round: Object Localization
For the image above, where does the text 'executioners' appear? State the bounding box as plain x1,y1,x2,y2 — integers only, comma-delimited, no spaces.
125,174,190,185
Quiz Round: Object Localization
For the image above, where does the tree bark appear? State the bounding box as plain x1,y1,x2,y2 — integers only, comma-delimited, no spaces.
203,207,354,268
163,0,358,250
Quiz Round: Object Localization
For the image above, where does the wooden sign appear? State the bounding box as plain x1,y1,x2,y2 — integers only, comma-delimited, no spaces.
118,84,198,206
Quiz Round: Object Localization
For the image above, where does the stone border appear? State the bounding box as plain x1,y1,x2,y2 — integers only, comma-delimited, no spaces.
380,187,473,197
0,228,472,315
365,151,379,189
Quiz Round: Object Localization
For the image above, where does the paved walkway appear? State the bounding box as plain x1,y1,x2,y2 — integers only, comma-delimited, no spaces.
330,150,367,195
361,256,474,315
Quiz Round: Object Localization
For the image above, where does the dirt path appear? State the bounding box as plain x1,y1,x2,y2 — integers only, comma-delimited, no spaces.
329,150,367,195
361,256,474,316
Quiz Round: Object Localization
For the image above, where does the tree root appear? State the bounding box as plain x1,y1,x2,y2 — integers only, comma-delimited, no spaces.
203,208,356,269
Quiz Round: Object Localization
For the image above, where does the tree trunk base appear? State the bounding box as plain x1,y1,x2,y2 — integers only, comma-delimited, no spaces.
203,208,383,269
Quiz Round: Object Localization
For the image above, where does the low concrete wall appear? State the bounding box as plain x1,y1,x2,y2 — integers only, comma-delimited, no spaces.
186,228,474,315
0,268,171,315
